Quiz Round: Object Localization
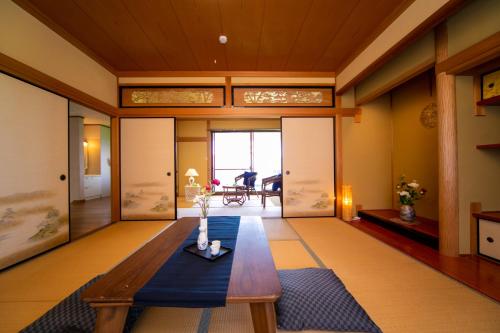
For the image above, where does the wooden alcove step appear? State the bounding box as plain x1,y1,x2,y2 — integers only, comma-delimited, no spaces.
358,209,439,249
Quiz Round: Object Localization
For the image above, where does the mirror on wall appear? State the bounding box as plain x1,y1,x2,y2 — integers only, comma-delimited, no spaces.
69,102,111,240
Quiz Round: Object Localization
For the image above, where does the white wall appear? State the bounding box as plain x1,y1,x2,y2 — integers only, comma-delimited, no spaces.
100,126,111,197
0,1,117,106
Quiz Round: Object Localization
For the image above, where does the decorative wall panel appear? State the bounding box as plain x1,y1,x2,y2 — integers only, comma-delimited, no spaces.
233,87,334,107
120,87,225,107
281,117,335,217
0,73,69,270
120,118,176,220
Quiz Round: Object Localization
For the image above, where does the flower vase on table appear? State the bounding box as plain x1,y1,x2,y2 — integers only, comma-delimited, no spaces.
395,175,427,223
193,179,220,250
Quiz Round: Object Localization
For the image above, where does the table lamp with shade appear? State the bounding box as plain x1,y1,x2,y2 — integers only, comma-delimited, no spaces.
185,168,199,186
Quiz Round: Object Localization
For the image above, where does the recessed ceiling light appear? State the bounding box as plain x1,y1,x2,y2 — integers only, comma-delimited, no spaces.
218,35,228,44
214,59,217,64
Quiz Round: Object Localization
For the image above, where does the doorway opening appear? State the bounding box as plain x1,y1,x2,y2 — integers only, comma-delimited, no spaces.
176,120,282,218
69,102,112,239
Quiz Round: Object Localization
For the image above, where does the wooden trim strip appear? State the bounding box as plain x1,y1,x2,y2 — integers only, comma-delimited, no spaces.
12,0,117,75
336,0,465,95
0,52,118,116
355,58,435,106
117,71,336,78
435,31,500,75
176,137,208,142
335,114,343,219
118,107,361,118
111,117,120,222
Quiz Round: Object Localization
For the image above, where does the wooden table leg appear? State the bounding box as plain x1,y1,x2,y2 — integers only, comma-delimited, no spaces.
93,305,130,333
250,302,277,333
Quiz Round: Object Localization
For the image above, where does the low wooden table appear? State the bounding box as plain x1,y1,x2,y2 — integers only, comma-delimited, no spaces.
222,185,247,205
81,216,281,333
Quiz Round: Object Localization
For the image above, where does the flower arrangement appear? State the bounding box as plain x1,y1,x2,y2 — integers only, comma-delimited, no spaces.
396,175,427,206
193,179,220,218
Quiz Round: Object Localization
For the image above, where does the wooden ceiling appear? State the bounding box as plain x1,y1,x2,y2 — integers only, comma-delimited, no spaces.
17,0,413,72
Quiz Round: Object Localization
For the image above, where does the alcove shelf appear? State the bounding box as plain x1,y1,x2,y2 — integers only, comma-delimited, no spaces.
477,95,500,106
476,144,500,150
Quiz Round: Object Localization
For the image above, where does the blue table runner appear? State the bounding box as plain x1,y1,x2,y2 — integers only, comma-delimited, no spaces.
134,216,241,308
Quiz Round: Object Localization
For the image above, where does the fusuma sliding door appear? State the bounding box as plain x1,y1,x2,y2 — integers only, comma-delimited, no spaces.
281,117,335,217
0,73,69,270
120,118,176,220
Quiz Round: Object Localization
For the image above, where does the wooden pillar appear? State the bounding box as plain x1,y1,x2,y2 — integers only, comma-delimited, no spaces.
335,114,343,219
111,117,120,222
435,23,459,257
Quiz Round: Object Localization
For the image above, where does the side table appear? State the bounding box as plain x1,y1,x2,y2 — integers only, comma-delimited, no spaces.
185,185,201,201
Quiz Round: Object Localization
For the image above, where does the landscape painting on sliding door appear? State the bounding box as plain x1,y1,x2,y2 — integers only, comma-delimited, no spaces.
120,118,176,220
282,117,335,217
0,74,69,270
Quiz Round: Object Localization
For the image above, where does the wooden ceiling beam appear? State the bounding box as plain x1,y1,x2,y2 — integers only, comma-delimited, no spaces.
435,31,500,75
118,106,359,119
117,71,336,78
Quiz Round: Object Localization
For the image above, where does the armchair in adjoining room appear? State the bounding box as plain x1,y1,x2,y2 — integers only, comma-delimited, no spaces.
261,174,282,208
235,171,258,199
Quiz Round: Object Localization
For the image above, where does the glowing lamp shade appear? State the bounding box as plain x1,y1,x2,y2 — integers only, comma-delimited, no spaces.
185,168,199,186
342,185,353,221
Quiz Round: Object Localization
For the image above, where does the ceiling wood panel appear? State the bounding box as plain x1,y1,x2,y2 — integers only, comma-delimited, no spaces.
285,0,358,70
19,0,417,72
218,0,266,70
75,0,169,69
256,0,313,70
121,0,199,70
19,0,137,70
314,0,411,71
170,0,228,70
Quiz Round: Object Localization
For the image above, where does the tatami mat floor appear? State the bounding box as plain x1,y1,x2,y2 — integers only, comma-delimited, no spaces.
0,218,499,333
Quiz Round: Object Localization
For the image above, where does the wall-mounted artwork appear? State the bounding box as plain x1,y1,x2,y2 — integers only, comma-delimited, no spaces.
120,86,225,107
482,69,500,100
0,73,69,270
120,118,176,220
282,117,335,217
233,87,334,107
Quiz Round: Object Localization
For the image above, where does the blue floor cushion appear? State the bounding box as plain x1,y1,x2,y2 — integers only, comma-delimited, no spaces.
277,268,382,332
21,275,144,333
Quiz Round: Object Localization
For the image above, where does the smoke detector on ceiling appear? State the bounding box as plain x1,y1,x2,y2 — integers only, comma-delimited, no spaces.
218,35,228,44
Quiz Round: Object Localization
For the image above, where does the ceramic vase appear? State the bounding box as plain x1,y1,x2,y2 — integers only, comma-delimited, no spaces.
400,204,416,222
197,217,208,250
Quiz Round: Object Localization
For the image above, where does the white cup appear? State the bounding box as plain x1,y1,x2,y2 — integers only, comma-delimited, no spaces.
210,240,221,255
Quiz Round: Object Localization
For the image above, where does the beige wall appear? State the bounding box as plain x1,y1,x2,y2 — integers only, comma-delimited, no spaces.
356,32,435,102
456,76,500,253
0,1,117,106
176,119,281,196
447,0,500,56
391,73,438,220
343,95,393,212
